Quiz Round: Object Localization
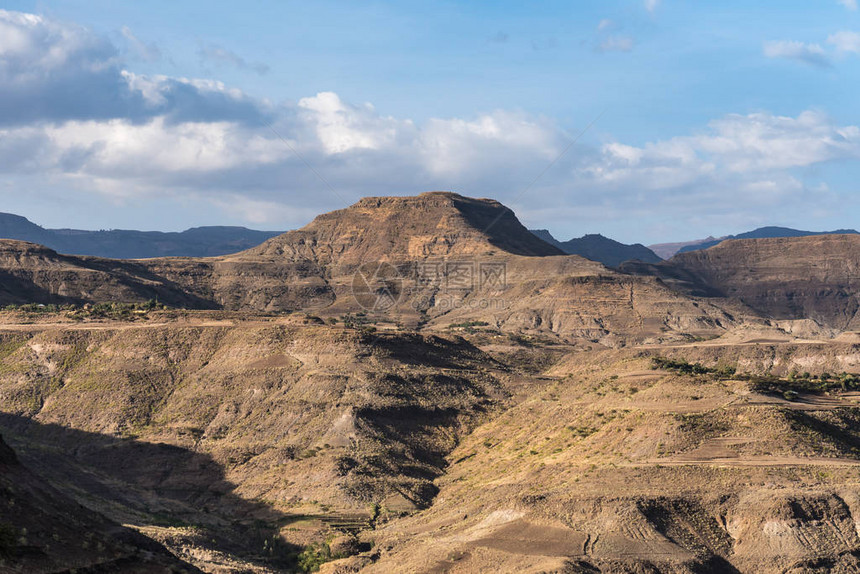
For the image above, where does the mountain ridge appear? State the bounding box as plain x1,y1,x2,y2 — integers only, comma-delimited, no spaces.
0,212,282,259
530,229,662,267
650,226,860,258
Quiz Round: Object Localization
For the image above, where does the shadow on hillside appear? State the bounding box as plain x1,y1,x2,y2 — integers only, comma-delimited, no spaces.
366,331,500,371
0,412,300,570
0,255,218,310
82,257,220,309
0,269,81,307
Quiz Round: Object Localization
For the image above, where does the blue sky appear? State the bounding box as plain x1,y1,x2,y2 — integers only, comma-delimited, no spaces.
1,1,859,244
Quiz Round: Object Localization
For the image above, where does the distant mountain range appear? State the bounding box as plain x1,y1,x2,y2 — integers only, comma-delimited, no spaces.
649,226,860,258
3,209,857,267
0,212,282,258
530,230,662,267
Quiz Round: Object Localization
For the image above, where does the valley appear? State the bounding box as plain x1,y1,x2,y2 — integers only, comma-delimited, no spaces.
0,193,859,573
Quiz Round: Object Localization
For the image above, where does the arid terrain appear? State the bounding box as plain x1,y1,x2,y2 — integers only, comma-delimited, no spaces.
1,193,860,573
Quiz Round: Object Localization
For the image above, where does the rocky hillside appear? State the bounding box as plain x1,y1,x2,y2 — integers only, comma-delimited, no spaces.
0,240,215,309
623,235,860,329
0,194,745,345
5,310,860,573
0,433,197,572
360,345,860,573
0,314,508,571
4,193,860,344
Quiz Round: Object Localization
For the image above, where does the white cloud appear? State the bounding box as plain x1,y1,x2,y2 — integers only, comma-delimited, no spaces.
417,111,561,177
645,0,660,13
198,44,269,75
763,40,830,67
839,0,858,10
828,30,860,54
571,110,858,226
598,35,634,53
297,92,407,154
597,19,613,31
593,111,860,178
0,9,856,236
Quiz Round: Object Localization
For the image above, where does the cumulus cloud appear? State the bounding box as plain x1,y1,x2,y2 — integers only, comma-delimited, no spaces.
0,10,270,127
0,10,569,221
828,30,860,54
564,110,857,231
763,40,830,67
589,111,860,181
0,9,855,235
198,44,269,75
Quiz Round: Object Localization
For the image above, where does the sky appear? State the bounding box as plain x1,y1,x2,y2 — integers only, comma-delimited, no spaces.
1,0,859,244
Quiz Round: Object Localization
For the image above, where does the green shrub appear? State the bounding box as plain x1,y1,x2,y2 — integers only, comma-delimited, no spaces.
298,542,332,572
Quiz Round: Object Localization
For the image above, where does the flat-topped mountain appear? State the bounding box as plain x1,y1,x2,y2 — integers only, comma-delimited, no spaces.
0,192,747,345
650,226,860,258
676,225,860,254
531,229,662,267
247,192,564,265
623,234,860,329
0,212,281,258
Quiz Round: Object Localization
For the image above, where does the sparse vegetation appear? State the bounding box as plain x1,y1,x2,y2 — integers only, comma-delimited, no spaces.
2,299,168,321
651,357,736,379
748,371,860,395
297,541,332,572
447,320,490,333
652,356,860,397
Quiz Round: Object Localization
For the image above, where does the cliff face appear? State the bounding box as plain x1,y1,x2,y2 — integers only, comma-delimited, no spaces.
676,226,860,255
642,235,860,329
